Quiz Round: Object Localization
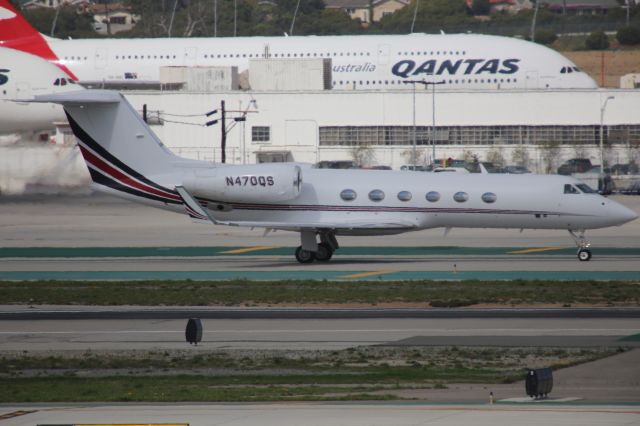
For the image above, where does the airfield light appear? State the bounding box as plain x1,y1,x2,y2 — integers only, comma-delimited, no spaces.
599,96,615,175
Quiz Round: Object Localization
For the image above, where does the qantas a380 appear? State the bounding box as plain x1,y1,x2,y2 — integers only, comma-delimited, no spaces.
0,0,596,90
33,90,636,263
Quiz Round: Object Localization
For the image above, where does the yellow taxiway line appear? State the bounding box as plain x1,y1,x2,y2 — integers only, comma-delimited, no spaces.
219,246,279,254
508,246,567,254
338,270,397,279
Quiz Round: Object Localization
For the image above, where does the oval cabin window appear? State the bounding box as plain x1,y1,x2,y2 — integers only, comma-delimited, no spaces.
426,191,441,202
397,191,412,202
481,192,497,203
453,192,469,203
340,189,357,201
368,189,385,202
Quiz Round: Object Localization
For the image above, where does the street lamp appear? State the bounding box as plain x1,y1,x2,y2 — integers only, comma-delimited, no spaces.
599,95,615,175
403,78,445,168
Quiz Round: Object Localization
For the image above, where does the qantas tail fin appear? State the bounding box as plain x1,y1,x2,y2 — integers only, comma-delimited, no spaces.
32,90,183,205
0,0,77,79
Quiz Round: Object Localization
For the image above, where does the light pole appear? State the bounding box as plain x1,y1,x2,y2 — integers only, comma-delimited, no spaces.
599,95,615,175
403,79,445,167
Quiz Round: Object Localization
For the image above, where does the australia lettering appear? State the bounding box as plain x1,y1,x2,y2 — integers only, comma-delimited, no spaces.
0,69,9,86
225,175,275,187
391,58,520,78
332,63,376,73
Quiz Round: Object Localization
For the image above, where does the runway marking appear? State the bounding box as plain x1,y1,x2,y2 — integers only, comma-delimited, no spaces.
338,270,397,279
219,246,279,254
508,247,567,254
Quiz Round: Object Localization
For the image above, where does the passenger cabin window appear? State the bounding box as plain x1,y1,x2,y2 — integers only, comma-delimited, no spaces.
564,184,580,194
368,189,385,202
426,191,440,202
340,189,357,201
453,192,469,203
397,191,412,202
481,192,497,203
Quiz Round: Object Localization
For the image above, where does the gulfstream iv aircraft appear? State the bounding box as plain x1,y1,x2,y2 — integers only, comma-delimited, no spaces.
0,0,596,90
33,90,637,263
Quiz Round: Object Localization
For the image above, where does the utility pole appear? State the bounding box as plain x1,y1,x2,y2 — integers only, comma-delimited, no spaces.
530,0,540,42
221,100,226,163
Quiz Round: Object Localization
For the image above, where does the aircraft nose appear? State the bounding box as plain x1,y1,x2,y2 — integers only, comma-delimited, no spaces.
610,201,638,225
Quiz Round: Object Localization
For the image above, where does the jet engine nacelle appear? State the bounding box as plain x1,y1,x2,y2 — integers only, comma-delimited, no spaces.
183,163,302,204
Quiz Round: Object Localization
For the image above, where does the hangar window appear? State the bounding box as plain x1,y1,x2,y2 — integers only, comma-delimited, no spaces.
368,189,385,202
453,192,469,202
564,184,580,194
481,192,497,203
251,126,270,143
426,191,440,202
340,189,357,201
397,191,412,202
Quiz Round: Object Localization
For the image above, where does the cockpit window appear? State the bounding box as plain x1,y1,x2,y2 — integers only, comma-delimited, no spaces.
53,78,60,86
576,183,597,194
560,67,566,74
564,184,580,194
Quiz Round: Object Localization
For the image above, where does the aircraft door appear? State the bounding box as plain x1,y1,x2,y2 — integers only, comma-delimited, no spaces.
377,44,390,65
15,82,30,105
95,48,108,69
525,70,539,89
185,47,197,66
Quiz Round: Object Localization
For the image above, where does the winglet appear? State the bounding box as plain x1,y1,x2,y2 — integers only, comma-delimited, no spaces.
175,185,219,225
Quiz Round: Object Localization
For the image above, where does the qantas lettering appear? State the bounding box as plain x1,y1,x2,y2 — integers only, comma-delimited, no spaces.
226,175,275,187
0,68,8,85
392,58,520,78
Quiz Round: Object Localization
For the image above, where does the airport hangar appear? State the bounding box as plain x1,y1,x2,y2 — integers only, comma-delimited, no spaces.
58,64,640,173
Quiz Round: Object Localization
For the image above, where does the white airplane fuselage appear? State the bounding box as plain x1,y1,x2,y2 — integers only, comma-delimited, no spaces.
47,33,597,90
0,47,80,133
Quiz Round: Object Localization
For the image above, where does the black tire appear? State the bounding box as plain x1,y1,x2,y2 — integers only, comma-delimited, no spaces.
295,246,315,264
578,248,592,262
315,243,334,262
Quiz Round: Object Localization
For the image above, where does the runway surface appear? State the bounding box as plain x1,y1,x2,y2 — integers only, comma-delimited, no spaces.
1,315,638,351
1,403,639,426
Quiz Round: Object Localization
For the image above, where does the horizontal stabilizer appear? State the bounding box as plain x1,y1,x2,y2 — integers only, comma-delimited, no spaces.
175,185,219,224
31,90,121,104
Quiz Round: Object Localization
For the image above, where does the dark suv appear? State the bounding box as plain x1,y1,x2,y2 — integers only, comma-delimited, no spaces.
557,158,592,175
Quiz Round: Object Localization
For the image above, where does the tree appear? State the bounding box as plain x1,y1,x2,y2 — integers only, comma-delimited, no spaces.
351,145,376,167
617,25,640,45
511,145,530,169
21,6,97,38
540,141,561,174
469,0,490,16
585,31,610,50
534,29,557,45
486,146,505,168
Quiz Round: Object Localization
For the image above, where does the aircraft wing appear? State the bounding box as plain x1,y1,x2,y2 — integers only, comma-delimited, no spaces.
214,220,417,232
175,185,416,232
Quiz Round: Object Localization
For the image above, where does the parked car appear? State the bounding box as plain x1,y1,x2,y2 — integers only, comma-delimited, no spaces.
621,180,640,195
501,165,531,174
315,161,358,169
557,158,592,175
400,165,427,171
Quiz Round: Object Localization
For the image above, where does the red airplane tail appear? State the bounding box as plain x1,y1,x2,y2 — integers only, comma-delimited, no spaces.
0,0,77,79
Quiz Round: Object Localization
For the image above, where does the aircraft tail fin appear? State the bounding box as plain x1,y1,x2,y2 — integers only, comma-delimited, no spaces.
0,0,77,79
32,90,183,205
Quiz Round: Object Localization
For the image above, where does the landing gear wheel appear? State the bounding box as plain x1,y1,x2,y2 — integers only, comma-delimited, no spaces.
577,248,592,262
295,246,315,264
315,243,334,262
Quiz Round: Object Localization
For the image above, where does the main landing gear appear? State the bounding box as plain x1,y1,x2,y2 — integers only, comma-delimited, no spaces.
294,231,339,264
569,229,592,261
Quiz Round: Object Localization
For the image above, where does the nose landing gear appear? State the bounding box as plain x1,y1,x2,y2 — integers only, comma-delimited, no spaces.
569,229,592,261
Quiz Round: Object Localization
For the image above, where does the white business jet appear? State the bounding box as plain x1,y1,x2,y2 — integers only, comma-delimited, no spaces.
0,46,80,133
32,90,638,263
0,0,596,90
